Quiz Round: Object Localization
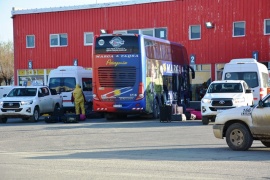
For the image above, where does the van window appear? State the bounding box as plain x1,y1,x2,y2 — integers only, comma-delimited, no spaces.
49,77,76,93
224,72,258,88
82,78,92,91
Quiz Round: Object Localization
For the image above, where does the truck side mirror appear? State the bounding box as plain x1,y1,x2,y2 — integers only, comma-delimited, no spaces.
258,100,264,108
245,89,252,93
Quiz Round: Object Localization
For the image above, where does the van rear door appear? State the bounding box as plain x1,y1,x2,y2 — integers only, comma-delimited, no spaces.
48,77,76,108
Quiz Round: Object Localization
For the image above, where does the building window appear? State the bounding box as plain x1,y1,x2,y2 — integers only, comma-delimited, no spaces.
50,34,68,47
84,32,94,46
264,19,270,35
155,28,167,39
113,30,127,34
26,35,35,48
113,28,167,39
141,29,154,37
189,25,201,40
233,22,245,37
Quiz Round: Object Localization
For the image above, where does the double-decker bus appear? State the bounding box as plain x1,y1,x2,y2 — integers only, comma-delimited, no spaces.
92,34,195,120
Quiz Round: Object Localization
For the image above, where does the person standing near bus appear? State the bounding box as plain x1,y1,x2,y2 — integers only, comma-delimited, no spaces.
71,84,86,119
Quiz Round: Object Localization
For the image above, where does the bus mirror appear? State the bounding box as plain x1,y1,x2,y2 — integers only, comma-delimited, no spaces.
246,89,252,93
189,66,195,79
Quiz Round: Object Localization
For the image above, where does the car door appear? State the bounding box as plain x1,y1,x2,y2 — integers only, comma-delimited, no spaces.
38,87,52,113
251,94,270,136
243,82,253,105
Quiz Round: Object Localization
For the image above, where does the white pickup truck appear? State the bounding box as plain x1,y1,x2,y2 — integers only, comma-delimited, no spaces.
0,86,63,123
213,93,270,151
201,80,253,125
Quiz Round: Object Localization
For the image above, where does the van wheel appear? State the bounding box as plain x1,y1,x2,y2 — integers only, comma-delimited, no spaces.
30,107,39,122
0,118,7,123
202,116,209,125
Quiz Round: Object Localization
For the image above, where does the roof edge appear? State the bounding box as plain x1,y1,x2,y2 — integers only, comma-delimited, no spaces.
11,0,173,16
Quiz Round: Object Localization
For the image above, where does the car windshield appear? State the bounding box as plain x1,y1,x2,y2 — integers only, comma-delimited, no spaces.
207,83,243,93
7,88,37,97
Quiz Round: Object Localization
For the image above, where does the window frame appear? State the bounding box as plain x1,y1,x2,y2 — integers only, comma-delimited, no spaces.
113,30,127,34
113,28,168,40
141,29,154,37
189,25,201,40
84,32,94,46
26,35,35,48
50,33,68,47
264,19,270,35
233,21,246,37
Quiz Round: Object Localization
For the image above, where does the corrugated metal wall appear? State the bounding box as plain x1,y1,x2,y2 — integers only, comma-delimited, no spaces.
13,0,270,79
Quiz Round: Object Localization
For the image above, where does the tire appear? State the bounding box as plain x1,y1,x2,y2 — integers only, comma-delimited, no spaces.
117,114,127,119
29,107,39,122
152,99,160,119
261,141,270,147
0,117,7,123
105,113,115,120
202,116,209,125
225,123,253,151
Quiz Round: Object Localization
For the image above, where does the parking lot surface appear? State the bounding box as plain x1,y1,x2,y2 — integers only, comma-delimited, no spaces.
0,117,269,179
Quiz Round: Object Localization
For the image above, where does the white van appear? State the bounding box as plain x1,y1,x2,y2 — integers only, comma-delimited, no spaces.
222,58,269,104
47,66,93,111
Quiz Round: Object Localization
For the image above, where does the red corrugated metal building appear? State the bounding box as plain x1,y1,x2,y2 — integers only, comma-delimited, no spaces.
11,0,270,100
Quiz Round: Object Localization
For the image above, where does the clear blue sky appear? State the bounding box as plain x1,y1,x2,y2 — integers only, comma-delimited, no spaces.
0,0,129,42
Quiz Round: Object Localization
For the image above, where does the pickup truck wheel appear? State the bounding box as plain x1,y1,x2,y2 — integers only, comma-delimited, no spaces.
226,123,253,151
202,116,209,125
0,118,7,123
261,141,270,147
30,107,39,122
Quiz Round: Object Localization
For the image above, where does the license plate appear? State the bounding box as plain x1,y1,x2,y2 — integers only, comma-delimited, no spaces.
7,110,15,112
113,104,122,108
217,109,224,113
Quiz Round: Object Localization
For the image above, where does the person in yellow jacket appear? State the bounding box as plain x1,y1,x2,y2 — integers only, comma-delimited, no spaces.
71,84,86,119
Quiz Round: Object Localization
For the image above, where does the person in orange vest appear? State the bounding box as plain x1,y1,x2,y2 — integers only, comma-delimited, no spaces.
71,84,86,120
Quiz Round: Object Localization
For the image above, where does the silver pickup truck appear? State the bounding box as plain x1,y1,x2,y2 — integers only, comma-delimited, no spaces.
0,86,63,123
213,93,270,151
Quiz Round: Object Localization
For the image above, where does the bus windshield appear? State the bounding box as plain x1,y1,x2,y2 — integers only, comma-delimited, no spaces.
95,35,140,54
